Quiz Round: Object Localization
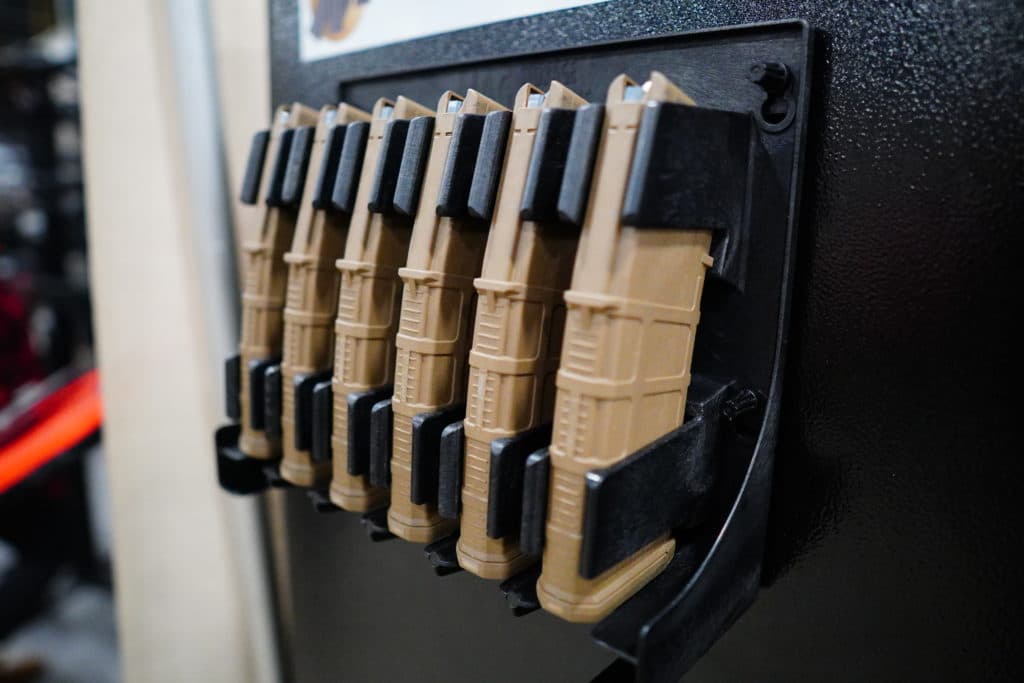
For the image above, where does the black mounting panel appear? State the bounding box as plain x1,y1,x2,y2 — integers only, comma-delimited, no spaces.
254,17,812,683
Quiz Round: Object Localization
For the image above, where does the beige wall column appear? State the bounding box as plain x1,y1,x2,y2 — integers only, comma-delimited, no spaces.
77,1,275,681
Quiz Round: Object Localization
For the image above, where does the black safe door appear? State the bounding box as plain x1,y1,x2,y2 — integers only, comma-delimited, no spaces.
259,1,1023,681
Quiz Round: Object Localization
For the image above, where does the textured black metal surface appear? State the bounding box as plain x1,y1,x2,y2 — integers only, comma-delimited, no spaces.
239,129,269,205
330,121,368,213
270,2,1024,681
520,107,577,223
466,110,512,221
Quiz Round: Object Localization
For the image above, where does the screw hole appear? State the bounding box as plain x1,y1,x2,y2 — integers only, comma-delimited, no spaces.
755,93,795,132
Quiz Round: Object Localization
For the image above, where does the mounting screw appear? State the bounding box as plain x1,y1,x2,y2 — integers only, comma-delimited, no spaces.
722,389,761,421
748,62,790,95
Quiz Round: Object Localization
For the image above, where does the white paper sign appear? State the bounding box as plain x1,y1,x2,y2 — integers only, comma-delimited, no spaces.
297,0,607,62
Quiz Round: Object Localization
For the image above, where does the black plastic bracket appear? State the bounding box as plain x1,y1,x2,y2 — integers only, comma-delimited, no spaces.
263,363,282,439
520,108,577,223
556,103,604,227
311,123,347,210
579,378,730,578
424,533,462,576
486,424,553,540
293,369,332,452
436,113,486,218
214,423,292,494
310,380,333,464
410,403,465,506
224,354,241,421
215,424,266,494
307,487,341,513
360,507,395,542
368,398,393,488
519,448,550,557
625,102,754,288
437,420,464,520
367,118,411,213
347,385,392,477
239,130,269,205
393,115,435,216
246,357,279,431
331,121,369,213
264,127,294,207
466,110,513,221
281,125,315,206
500,565,542,617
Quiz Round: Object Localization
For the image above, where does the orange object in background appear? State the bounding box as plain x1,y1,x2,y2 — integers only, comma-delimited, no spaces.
0,370,102,494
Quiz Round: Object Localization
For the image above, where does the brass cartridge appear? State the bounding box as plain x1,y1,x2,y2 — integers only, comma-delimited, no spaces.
456,82,586,579
329,96,433,512
387,90,508,543
238,102,319,459
536,73,713,622
279,103,371,487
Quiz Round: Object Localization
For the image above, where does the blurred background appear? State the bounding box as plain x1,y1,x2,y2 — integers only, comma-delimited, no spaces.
1,1,112,681
2,1,275,681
